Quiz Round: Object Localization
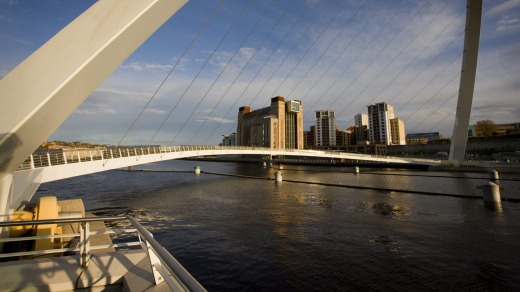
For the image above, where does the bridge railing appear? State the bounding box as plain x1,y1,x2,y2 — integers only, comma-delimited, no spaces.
17,146,271,170
17,145,439,170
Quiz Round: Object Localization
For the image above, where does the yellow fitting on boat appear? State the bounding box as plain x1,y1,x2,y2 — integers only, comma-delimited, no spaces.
33,196,61,251
9,210,34,237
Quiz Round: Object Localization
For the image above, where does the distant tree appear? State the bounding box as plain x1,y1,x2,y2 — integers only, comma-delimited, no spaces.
475,120,496,136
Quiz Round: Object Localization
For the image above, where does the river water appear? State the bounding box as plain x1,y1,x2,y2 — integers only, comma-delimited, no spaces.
34,160,520,291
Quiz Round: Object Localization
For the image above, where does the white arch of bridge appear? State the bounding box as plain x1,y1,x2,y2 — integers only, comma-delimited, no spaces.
11,145,440,210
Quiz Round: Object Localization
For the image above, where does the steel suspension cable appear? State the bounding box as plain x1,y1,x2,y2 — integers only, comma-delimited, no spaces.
395,50,463,113
287,0,370,103
427,106,457,133
114,0,226,148
154,0,254,146
301,0,407,122
386,37,464,106
237,1,348,145
186,0,279,144
218,2,329,142
243,0,346,115
264,1,352,102
284,0,370,100
338,2,461,129
403,70,461,123
326,0,432,122
340,12,465,129
201,1,298,145
408,89,458,133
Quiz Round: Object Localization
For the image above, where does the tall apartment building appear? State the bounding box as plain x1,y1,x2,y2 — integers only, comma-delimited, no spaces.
304,125,315,149
237,96,303,149
367,102,395,145
367,102,407,145
355,113,368,128
338,126,356,146
314,110,336,146
390,118,406,145
221,133,236,146
354,113,369,145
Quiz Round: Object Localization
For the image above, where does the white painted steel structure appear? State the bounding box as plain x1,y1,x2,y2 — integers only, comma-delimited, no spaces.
11,145,441,211
0,0,188,219
449,0,483,165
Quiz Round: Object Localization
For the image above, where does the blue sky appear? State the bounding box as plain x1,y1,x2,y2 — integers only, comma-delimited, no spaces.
1,0,519,145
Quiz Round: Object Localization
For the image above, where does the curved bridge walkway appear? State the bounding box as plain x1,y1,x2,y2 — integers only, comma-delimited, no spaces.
12,145,439,210
19,145,440,180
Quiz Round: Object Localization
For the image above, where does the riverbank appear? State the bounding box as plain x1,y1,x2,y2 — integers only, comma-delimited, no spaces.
182,156,520,173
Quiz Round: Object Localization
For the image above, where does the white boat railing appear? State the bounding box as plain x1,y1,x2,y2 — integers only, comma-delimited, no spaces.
0,215,205,291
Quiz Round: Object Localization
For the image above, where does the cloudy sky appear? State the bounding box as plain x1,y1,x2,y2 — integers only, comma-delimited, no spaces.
1,0,519,145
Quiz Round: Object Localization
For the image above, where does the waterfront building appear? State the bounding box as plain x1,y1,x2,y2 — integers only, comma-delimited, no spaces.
355,113,368,127
237,96,303,149
315,110,336,146
390,118,406,145
495,123,520,135
335,125,345,146
469,122,520,137
406,132,442,144
468,125,477,137
338,127,356,146
354,113,369,145
367,102,395,145
304,125,315,149
221,133,236,146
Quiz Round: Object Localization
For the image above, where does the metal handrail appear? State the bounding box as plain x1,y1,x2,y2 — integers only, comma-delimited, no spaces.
0,215,206,291
126,216,205,291
17,145,441,170
0,215,126,227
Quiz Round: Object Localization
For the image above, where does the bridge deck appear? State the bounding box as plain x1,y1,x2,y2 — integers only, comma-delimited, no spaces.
11,146,440,210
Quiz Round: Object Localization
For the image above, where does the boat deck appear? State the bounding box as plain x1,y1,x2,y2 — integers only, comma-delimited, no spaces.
0,249,174,291
0,211,186,291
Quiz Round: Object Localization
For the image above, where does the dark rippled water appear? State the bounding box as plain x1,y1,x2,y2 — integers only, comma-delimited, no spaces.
35,160,520,291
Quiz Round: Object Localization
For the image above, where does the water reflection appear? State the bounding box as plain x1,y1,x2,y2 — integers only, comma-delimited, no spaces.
33,160,520,291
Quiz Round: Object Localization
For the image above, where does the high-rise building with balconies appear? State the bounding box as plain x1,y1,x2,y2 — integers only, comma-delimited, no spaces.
367,102,395,145
314,110,336,146
367,102,406,145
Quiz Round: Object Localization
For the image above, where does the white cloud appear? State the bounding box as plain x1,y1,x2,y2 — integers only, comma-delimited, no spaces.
75,104,116,115
0,0,19,6
305,0,319,7
144,108,167,115
197,108,213,114
120,62,173,71
195,116,235,124
486,0,520,17
496,15,520,32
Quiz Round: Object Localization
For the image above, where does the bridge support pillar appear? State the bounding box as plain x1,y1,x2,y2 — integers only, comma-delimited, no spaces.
354,166,360,175
275,171,283,183
448,0,483,166
480,181,501,210
489,170,499,181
